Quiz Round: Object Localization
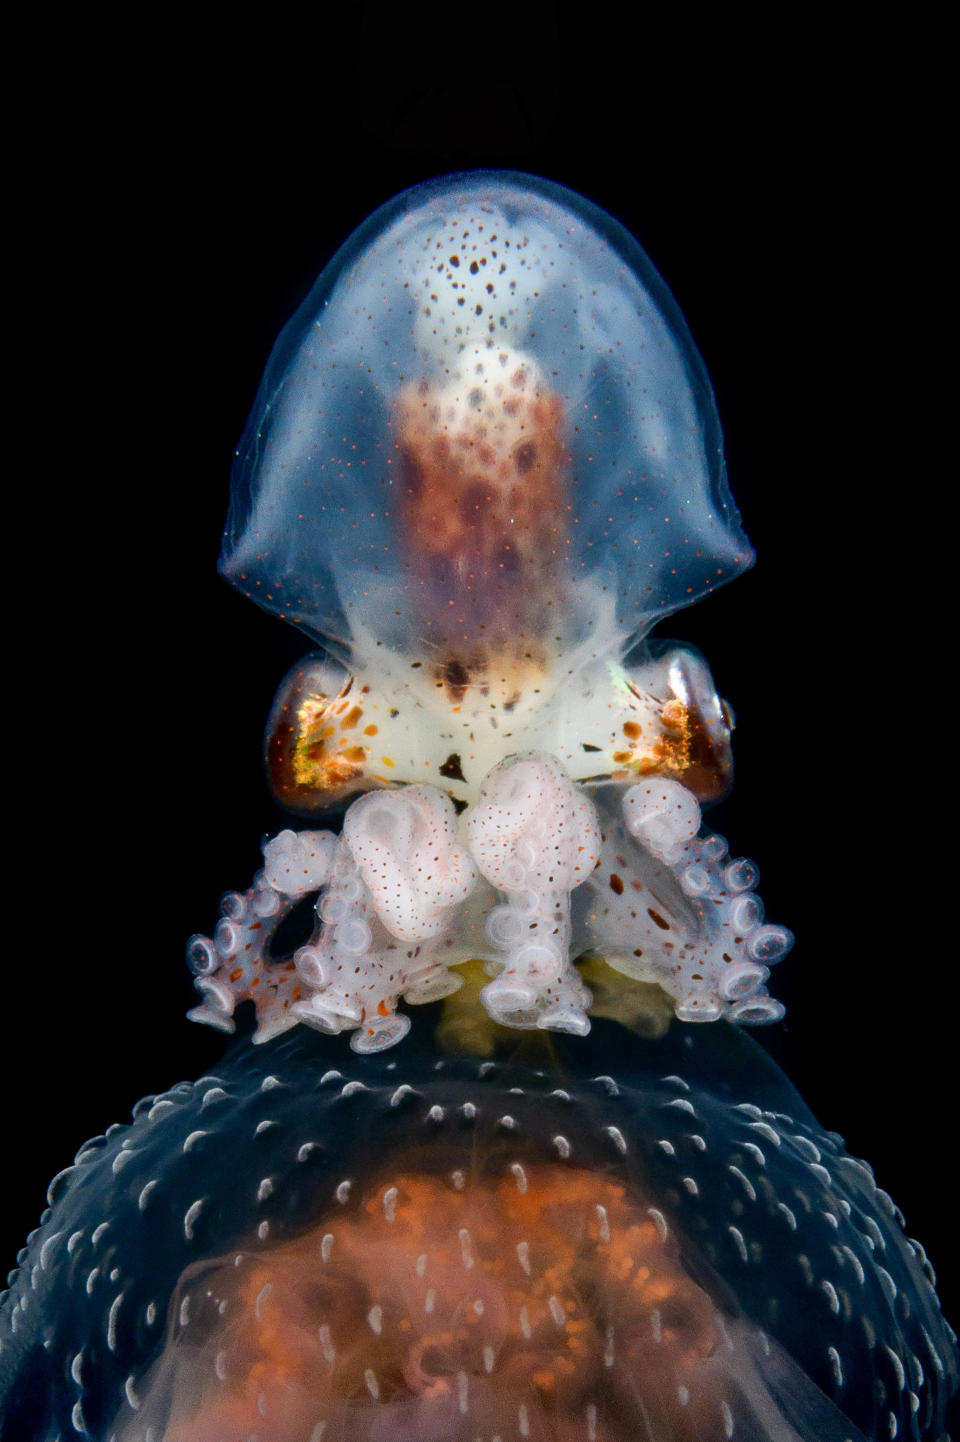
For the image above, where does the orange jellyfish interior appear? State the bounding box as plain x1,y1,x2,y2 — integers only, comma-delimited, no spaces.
120,1161,742,1441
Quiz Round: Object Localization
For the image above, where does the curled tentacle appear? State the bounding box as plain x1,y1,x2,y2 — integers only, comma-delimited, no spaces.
580,780,793,1023
185,829,337,1042
344,786,478,941
187,764,793,1051
467,753,600,1033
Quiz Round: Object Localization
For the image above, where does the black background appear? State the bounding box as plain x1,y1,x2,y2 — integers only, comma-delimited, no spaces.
8,15,953,1324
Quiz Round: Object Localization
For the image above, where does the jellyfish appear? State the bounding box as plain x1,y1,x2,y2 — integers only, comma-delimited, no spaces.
1,173,956,1441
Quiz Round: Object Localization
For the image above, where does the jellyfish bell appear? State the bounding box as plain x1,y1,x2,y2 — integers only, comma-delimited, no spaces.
5,1023,957,1442
223,173,752,809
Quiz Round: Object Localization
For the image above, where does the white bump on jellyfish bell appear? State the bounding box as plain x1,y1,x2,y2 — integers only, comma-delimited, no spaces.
220,172,754,667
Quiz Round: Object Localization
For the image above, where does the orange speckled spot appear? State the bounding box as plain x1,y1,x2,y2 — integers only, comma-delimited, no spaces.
265,668,373,812
592,688,733,802
363,724,379,736
660,699,685,732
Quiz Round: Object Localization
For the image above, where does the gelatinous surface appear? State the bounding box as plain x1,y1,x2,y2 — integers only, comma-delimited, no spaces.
4,1023,956,1439
222,172,753,669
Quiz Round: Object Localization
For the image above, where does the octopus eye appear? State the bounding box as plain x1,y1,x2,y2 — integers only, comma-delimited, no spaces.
220,173,753,675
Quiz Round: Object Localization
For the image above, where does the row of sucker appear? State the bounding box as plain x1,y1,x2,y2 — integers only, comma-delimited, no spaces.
580,780,794,1024
186,759,793,1051
467,753,599,1033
